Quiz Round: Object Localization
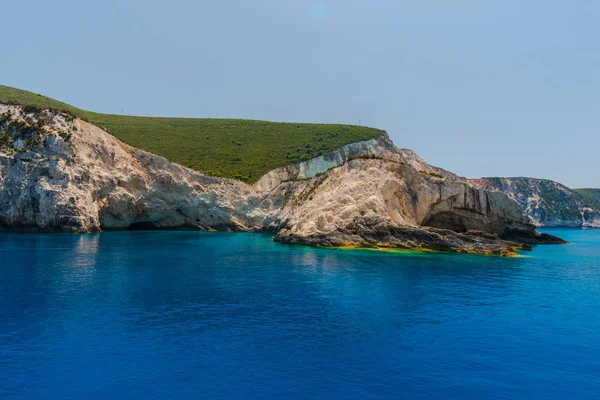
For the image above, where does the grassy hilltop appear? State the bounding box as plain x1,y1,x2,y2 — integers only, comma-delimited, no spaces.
0,85,384,182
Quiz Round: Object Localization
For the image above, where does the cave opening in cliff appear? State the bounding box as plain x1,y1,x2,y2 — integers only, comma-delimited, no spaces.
127,221,162,230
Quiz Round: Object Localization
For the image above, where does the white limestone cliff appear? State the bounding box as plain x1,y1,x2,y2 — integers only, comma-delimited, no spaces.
0,104,563,254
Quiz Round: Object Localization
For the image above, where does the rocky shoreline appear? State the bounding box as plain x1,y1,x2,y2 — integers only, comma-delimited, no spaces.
472,177,600,228
0,104,565,255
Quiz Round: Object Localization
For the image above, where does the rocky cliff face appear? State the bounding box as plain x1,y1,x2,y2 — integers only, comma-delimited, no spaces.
0,104,563,254
0,104,269,232
254,132,458,192
472,177,600,228
273,159,561,255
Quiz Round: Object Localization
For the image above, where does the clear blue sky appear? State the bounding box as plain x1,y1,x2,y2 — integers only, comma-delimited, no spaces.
2,0,598,187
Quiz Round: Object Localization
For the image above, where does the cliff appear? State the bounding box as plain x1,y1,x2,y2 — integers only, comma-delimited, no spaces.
472,178,600,228
0,104,563,254
0,84,385,183
273,159,557,255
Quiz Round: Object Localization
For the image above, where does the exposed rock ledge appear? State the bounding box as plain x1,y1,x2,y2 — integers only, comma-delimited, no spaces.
0,105,565,255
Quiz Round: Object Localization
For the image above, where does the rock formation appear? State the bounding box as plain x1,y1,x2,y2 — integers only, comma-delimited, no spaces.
0,104,565,255
472,177,600,228
273,159,563,255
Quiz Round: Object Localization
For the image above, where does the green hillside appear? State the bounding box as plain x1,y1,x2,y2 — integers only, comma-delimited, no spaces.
573,189,600,208
0,85,384,182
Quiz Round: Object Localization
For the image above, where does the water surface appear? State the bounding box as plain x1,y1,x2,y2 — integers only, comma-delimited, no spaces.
1,229,599,399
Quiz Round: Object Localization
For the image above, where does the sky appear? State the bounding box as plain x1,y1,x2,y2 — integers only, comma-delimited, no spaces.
1,0,598,187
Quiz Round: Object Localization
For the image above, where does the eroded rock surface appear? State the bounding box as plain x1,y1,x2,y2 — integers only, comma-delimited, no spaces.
472,177,600,228
0,104,564,254
273,159,563,255
0,105,266,232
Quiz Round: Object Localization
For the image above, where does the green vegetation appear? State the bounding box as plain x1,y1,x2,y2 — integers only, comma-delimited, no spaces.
419,170,445,179
0,110,49,150
573,189,600,208
0,84,384,182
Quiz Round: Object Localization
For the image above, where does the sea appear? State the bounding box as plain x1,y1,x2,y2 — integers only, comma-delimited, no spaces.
0,228,599,399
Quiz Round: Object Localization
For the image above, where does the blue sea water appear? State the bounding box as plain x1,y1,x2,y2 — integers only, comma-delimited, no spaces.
0,229,599,399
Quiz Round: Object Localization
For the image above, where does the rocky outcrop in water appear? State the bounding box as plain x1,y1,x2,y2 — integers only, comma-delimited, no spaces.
273,159,563,255
0,104,564,254
472,177,600,228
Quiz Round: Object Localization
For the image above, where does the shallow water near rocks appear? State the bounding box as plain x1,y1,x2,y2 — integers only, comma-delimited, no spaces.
1,229,599,399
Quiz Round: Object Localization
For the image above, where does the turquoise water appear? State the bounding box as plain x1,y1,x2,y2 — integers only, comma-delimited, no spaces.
0,229,599,399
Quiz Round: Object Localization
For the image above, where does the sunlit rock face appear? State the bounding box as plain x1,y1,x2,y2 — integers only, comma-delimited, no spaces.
0,104,266,232
273,159,562,255
0,104,563,254
471,178,600,228
253,132,457,192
